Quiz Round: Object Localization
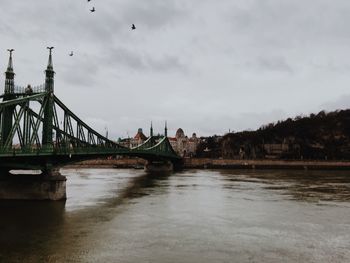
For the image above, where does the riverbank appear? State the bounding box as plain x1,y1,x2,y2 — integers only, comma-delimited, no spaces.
183,158,350,170
66,158,350,170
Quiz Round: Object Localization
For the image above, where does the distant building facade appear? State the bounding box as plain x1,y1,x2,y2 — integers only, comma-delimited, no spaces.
168,128,199,157
118,128,148,148
130,128,147,148
118,126,200,157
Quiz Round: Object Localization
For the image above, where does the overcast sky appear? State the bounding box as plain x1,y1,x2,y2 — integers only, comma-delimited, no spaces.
1,0,350,139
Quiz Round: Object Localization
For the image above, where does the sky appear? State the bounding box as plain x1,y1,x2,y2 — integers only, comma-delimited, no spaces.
1,0,350,139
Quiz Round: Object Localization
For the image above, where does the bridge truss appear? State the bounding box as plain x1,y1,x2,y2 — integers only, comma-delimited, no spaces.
0,49,181,172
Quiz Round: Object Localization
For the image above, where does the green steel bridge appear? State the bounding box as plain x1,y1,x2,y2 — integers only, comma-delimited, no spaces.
0,48,181,175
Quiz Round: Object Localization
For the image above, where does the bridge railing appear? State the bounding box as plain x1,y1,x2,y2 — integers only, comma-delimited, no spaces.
0,139,181,159
0,144,130,156
5,84,46,95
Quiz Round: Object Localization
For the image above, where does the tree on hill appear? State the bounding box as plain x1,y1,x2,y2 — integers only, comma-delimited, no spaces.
197,109,350,160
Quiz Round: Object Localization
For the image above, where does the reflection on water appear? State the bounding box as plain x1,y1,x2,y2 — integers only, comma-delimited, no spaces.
66,169,170,210
0,201,65,261
0,168,349,262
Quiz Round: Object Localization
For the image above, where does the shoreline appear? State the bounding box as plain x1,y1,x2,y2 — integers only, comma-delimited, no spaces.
64,158,350,170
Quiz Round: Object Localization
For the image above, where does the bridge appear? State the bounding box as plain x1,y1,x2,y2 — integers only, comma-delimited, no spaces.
0,49,181,200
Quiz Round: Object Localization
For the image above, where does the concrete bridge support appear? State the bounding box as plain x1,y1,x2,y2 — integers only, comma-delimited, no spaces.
0,169,66,201
144,160,174,173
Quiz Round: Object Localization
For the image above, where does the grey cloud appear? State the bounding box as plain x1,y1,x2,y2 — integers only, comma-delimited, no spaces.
147,55,184,72
310,60,350,74
120,0,187,29
1,0,350,137
0,23,16,36
104,47,145,70
102,47,185,72
255,56,293,73
228,1,339,42
320,94,350,112
59,58,99,88
154,109,288,137
2,1,122,44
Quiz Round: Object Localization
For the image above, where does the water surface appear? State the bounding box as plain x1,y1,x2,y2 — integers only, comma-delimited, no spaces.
0,168,349,262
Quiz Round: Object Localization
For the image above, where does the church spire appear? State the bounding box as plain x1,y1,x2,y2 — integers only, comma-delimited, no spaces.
150,121,153,137
164,121,168,137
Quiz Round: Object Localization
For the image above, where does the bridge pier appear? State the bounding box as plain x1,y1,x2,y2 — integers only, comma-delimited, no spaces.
0,169,66,201
144,160,173,173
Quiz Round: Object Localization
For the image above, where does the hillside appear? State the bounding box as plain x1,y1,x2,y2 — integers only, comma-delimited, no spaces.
197,109,350,160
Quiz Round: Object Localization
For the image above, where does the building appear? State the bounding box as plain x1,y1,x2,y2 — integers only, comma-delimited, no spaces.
118,125,200,157
130,128,147,148
118,128,148,148
168,128,199,157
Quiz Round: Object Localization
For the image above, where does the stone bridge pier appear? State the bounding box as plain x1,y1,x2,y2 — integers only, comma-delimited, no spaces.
144,160,174,173
0,167,67,201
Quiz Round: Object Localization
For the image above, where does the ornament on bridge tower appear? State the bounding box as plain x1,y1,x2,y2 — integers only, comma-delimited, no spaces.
45,47,55,93
4,49,15,96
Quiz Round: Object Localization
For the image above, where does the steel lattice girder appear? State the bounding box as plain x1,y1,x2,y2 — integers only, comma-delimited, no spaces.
0,93,181,170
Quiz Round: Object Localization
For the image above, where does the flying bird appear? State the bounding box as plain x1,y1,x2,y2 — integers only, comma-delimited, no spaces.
131,24,136,30
90,7,95,12
69,51,73,56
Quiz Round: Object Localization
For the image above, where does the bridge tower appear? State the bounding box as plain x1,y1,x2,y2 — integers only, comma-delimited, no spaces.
1,49,16,147
42,47,55,149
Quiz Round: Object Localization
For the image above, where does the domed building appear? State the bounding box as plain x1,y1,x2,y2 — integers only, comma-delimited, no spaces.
118,125,199,156
168,128,199,157
175,128,185,138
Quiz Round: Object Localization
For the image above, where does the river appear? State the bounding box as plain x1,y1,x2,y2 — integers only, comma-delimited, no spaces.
0,168,349,262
